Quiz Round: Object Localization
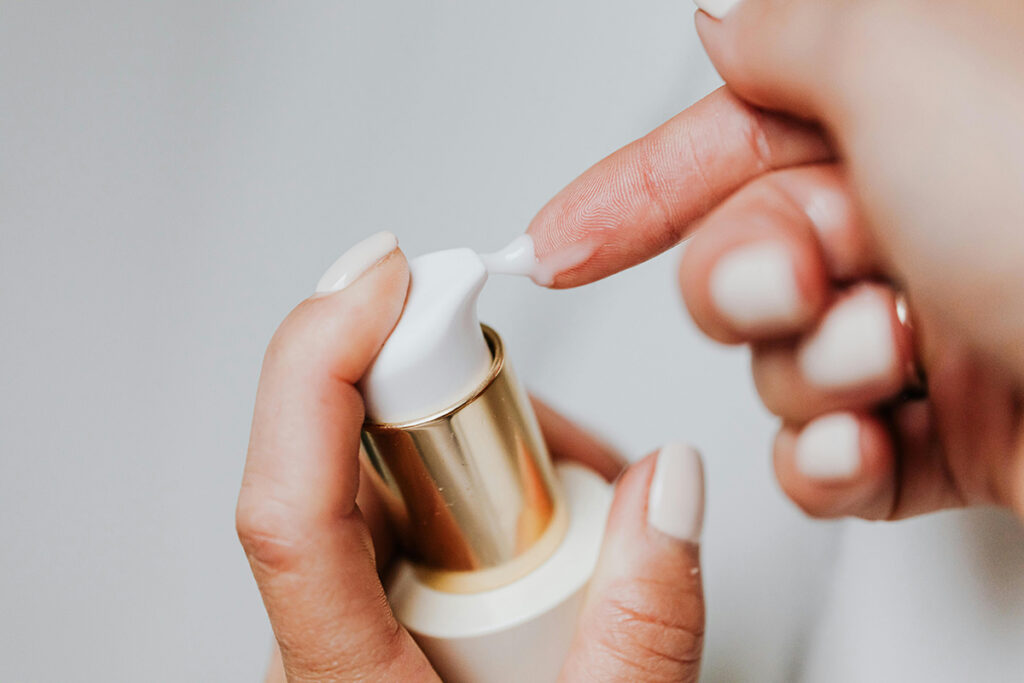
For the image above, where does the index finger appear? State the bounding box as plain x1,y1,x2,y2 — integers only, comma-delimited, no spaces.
526,86,831,288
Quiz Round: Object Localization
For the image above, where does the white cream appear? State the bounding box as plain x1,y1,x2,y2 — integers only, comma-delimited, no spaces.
529,239,596,287
481,234,597,287
480,235,538,278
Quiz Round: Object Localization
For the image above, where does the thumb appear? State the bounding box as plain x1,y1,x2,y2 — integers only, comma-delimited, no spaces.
561,445,706,682
237,232,437,682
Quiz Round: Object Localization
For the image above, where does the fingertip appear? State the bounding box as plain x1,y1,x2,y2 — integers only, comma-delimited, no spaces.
774,412,896,520
765,166,876,281
679,243,746,346
693,1,765,109
647,443,705,545
708,240,824,336
693,0,740,21
314,230,400,295
268,246,409,385
751,284,914,422
598,452,657,541
796,285,904,394
696,0,840,118
694,5,729,55
679,195,829,344
597,443,706,565
560,445,706,681
527,88,831,289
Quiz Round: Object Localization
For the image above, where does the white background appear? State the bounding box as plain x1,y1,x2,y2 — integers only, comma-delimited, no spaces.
3,2,1023,681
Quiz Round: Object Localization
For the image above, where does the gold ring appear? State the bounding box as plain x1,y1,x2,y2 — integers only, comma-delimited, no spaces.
894,290,928,399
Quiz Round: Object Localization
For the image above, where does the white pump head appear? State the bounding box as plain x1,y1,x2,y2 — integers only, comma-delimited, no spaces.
360,248,493,424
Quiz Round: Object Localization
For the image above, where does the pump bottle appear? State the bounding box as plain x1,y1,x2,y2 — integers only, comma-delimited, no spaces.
358,248,612,682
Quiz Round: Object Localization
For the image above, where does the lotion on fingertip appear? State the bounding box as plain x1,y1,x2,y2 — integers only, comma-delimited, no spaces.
481,233,600,287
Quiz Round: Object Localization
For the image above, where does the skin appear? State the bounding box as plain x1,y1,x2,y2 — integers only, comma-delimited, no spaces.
241,0,1024,678
527,0,1024,522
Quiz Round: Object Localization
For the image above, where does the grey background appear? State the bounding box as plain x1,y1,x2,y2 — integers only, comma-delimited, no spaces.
3,2,1023,682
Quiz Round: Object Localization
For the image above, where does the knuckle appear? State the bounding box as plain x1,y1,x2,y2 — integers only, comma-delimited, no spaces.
632,136,681,247
740,106,776,175
589,577,705,680
235,488,310,573
677,123,718,218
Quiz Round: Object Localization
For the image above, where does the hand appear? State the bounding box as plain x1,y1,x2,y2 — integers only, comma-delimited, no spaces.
525,1,1024,522
237,235,707,682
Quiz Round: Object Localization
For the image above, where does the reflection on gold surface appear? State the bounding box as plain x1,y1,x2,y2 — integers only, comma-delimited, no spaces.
361,326,565,592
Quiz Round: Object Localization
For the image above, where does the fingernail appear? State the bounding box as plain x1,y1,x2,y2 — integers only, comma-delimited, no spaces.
798,288,895,389
648,443,705,543
795,413,861,480
709,242,804,330
315,231,398,294
694,0,740,20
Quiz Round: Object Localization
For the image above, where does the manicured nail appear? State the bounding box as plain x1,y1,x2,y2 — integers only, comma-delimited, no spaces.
315,231,398,294
709,242,803,330
648,443,705,543
795,413,861,480
695,0,740,20
798,288,895,389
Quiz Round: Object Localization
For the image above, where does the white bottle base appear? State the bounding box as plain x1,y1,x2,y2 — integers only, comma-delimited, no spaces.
386,462,613,683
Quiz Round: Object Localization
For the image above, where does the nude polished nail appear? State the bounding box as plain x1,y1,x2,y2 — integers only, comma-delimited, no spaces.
315,230,398,294
648,443,705,543
798,288,896,389
709,242,804,331
795,413,861,480
694,0,740,20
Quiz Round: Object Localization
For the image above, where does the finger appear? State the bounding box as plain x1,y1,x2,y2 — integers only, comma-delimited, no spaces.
693,0,852,119
773,407,965,521
698,1,1024,383
926,341,1024,514
757,164,876,282
358,460,396,572
774,412,898,520
236,232,437,682
531,396,626,482
265,643,285,683
561,444,705,682
751,283,914,422
526,86,832,289
680,164,874,343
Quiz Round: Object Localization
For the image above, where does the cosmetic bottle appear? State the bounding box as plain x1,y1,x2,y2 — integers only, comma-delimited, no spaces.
359,248,612,683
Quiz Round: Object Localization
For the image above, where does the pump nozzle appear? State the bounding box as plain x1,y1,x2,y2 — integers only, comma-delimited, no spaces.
360,248,493,424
